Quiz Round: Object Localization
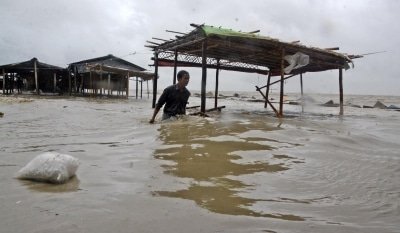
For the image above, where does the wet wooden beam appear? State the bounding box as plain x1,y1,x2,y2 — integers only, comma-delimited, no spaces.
279,48,285,117
201,40,207,113
325,47,340,50
166,30,186,35
152,37,170,42
146,40,161,45
256,85,279,117
152,52,159,108
173,50,178,85
339,68,343,115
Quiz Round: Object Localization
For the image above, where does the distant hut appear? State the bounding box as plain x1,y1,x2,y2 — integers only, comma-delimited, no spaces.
68,54,154,98
0,58,67,95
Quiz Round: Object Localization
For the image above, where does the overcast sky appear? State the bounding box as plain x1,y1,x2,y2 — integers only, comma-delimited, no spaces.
1,0,399,95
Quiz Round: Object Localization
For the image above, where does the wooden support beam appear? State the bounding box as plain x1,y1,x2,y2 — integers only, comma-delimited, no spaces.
136,77,138,99
339,68,344,115
146,40,161,45
265,72,271,108
325,47,339,51
214,59,220,109
279,48,285,117
2,69,5,94
34,59,39,95
256,85,279,117
152,37,170,42
200,40,208,113
140,79,143,99
166,30,186,35
126,73,129,98
53,73,57,93
300,73,304,113
152,52,159,108
107,73,111,96
173,50,178,85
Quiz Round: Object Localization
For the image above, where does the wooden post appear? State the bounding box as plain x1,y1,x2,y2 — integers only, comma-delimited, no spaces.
2,69,5,94
34,59,39,95
173,50,178,85
152,52,159,108
68,67,72,96
214,59,220,109
53,73,57,93
279,48,285,117
339,68,344,115
74,69,77,93
200,40,208,114
90,70,93,96
147,80,149,99
99,67,103,96
126,72,129,98
135,77,138,99
265,72,272,108
140,79,143,99
300,73,304,113
107,73,111,96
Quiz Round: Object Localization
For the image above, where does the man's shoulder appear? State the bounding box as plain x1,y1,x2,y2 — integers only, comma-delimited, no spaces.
162,85,176,93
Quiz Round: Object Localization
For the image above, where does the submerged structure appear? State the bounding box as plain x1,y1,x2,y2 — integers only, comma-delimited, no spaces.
68,54,155,98
0,55,155,99
146,23,362,116
0,58,67,95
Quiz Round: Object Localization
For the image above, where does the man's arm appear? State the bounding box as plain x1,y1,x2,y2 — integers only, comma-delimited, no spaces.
149,107,161,124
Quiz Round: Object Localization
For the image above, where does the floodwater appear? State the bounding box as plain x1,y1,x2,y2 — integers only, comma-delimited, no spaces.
0,92,399,233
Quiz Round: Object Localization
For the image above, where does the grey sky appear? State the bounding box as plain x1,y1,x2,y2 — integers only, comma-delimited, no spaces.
1,0,399,95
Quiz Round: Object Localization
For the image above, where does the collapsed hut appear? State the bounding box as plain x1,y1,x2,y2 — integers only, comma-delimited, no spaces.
146,24,362,117
68,54,154,98
0,57,67,95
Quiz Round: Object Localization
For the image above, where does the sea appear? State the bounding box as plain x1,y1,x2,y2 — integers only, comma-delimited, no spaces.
0,91,399,233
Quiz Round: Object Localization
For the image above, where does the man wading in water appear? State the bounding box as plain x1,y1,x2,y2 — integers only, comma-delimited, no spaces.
149,70,191,123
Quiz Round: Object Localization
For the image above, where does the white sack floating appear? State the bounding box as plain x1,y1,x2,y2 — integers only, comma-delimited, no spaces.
16,152,79,184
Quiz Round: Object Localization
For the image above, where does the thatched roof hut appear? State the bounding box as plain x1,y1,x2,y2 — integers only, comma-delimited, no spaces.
146,24,362,116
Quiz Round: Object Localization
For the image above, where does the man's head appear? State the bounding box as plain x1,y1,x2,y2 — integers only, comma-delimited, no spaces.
177,70,190,87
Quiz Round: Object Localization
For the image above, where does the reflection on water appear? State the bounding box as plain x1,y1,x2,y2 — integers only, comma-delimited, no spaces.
153,116,304,221
19,176,80,193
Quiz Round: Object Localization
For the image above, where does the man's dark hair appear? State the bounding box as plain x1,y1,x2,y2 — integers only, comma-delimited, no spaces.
177,70,189,80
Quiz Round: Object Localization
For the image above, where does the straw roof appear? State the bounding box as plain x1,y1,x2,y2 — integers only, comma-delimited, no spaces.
147,24,354,76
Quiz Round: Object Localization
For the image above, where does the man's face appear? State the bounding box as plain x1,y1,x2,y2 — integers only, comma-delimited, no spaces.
179,74,190,86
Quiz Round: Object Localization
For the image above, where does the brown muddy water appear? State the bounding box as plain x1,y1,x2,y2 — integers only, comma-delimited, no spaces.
0,93,399,233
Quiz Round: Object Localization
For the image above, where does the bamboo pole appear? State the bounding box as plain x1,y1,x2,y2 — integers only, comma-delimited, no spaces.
214,59,220,109
173,50,178,85
2,69,5,94
34,59,39,95
152,52,159,108
147,80,149,99
126,72,129,98
264,72,272,108
107,73,111,96
200,40,208,114
140,80,143,99
300,73,304,113
279,48,285,117
74,69,77,93
339,68,343,115
256,85,279,117
136,77,138,99
53,73,57,93
68,67,72,95
90,70,93,96
100,66,103,95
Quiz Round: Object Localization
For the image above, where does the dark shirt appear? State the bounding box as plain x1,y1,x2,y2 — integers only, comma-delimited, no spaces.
156,84,191,116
